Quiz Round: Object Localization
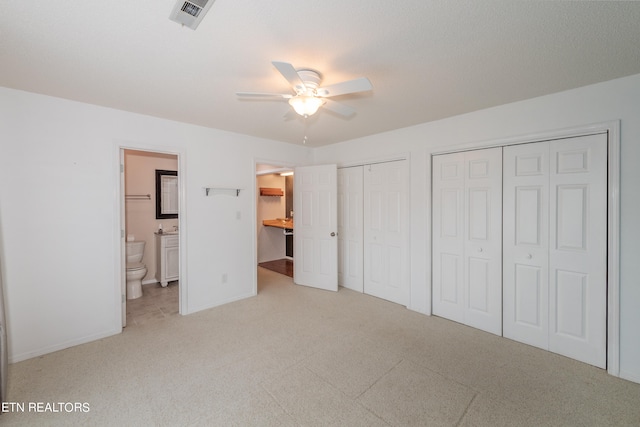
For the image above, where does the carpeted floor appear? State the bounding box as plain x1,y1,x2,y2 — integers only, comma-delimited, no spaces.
4,267,640,425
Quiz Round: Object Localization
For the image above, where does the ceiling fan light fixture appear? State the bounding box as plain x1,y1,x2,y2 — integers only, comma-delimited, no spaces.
289,95,324,117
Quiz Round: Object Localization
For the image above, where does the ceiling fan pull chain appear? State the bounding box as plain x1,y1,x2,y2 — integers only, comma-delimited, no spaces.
302,116,309,144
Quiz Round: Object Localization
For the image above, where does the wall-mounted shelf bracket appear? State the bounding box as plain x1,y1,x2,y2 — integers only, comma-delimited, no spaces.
204,187,241,197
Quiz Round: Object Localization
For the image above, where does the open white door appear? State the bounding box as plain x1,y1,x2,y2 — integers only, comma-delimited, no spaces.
294,164,338,291
338,166,364,292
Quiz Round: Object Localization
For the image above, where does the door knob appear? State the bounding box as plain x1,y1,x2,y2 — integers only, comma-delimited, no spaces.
330,232,336,237
478,248,483,252
526,254,532,259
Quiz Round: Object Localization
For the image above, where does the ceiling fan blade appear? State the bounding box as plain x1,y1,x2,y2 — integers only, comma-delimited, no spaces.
236,92,292,99
322,99,356,117
272,61,306,93
317,77,372,97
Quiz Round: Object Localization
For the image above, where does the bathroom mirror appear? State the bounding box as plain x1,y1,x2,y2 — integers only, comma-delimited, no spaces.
155,169,178,219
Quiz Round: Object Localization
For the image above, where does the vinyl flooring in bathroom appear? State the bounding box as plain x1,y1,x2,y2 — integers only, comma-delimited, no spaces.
125,281,179,327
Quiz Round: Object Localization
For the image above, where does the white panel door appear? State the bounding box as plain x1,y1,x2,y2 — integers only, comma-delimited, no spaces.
432,148,502,335
464,148,503,335
294,164,338,291
432,152,465,323
363,161,409,306
503,142,550,348
338,166,364,292
504,134,607,368
549,134,607,368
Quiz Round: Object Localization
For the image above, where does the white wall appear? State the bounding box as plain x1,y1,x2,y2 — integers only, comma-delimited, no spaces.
314,73,640,383
256,174,287,263
2,74,639,383
0,87,312,362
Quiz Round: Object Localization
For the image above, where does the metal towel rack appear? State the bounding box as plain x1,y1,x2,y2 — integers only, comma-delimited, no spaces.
125,194,151,200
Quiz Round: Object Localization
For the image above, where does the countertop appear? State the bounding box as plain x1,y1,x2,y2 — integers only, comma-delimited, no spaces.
262,218,294,229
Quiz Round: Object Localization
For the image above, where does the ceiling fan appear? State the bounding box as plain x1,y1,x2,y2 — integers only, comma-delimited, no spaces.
236,61,373,118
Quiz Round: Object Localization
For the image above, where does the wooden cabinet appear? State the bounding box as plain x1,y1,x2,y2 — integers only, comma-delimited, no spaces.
155,233,179,286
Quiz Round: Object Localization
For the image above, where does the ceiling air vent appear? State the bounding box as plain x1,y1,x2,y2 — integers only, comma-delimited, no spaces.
169,0,215,30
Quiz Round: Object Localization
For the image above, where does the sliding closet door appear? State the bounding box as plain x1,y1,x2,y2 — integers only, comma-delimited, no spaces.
504,134,607,368
337,166,364,292
432,148,502,335
364,161,409,306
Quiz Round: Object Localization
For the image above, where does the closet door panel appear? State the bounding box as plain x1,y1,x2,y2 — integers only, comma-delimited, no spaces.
432,148,501,334
338,167,364,292
503,142,550,349
432,153,465,322
463,148,502,335
364,161,409,306
549,134,607,368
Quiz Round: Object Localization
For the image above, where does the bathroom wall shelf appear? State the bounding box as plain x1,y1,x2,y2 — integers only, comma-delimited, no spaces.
204,187,242,197
260,187,284,196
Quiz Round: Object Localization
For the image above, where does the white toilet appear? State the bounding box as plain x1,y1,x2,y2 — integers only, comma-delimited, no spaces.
126,241,147,300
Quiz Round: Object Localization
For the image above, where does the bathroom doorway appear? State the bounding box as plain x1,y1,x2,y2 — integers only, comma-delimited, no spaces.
256,162,294,283
119,147,184,328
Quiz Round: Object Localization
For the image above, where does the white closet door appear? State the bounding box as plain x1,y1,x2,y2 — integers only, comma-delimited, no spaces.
549,134,607,368
432,153,465,323
504,134,607,368
503,142,550,349
364,161,409,306
338,167,364,292
464,148,503,335
432,148,502,335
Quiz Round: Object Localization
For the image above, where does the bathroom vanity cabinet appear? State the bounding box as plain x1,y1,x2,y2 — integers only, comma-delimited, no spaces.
155,232,179,286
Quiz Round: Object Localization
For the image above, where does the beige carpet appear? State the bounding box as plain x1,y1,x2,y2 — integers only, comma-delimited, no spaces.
3,267,640,426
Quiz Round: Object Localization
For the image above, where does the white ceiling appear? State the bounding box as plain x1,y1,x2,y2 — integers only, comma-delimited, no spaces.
2,1,640,147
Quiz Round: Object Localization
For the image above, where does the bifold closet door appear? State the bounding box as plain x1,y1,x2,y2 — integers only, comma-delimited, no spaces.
503,134,607,368
337,167,364,292
432,148,502,335
364,161,409,306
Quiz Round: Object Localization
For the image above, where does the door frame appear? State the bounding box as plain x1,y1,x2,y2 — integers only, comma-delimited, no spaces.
115,141,188,328
429,120,621,377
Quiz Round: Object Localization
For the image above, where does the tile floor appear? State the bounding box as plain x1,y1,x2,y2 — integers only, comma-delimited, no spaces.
125,281,179,326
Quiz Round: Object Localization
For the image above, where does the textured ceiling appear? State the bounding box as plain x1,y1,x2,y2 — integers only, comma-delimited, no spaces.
2,1,640,147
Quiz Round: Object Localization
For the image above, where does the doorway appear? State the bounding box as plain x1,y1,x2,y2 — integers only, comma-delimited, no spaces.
256,163,294,279
119,147,184,328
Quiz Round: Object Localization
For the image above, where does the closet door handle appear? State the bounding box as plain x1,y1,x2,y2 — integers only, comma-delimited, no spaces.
330,232,336,237
526,254,532,259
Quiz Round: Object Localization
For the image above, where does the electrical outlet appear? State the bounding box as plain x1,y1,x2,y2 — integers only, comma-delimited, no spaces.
236,211,241,220
221,273,228,284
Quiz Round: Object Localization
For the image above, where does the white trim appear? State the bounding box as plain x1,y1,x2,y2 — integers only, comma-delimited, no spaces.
428,120,620,377
337,152,409,169
606,120,621,377
8,327,121,364
431,122,612,155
